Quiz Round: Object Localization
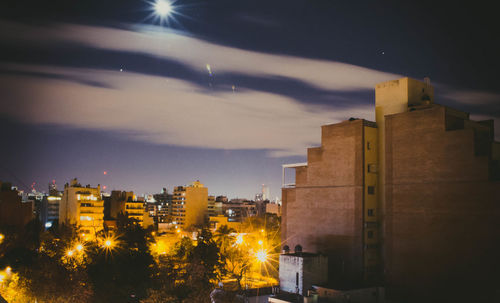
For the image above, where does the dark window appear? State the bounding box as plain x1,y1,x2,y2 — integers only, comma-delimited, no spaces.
296,272,299,287
368,186,375,195
367,209,374,216
367,142,371,150
367,231,374,239
368,164,378,173
365,244,379,249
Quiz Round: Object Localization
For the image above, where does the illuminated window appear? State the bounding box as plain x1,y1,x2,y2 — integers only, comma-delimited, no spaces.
368,186,375,195
367,209,374,216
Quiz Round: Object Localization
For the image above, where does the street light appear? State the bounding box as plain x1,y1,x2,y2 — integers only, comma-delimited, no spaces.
236,234,244,245
0,233,4,242
66,250,74,257
76,244,84,252
256,249,268,263
104,239,113,248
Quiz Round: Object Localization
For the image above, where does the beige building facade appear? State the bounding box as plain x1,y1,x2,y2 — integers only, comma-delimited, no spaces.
60,178,104,237
171,181,208,229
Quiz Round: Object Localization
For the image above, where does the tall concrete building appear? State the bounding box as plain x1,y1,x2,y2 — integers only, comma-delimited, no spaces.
171,181,208,229
282,118,380,287
281,77,500,302
59,178,104,237
377,79,500,302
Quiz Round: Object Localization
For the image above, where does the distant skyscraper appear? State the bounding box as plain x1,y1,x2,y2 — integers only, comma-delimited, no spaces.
262,184,270,201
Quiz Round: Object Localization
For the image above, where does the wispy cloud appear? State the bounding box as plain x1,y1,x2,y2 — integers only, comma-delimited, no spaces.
0,20,395,156
0,20,400,91
3,20,495,157
441,89,500,106
0,63,374,157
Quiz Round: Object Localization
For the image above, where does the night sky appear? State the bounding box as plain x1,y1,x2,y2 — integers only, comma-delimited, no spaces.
1,0,499,199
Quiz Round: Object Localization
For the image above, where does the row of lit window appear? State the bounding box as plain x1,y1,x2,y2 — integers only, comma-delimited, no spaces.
77,194,99,201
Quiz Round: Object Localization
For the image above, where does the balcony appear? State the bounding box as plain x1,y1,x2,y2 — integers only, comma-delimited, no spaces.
282,162,307,188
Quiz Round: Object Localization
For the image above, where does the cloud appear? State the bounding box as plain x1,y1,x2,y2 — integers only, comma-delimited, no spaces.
0,20,400,92
236,13,282,28
0,63,374,157
441,89,500,106
0,20,397,156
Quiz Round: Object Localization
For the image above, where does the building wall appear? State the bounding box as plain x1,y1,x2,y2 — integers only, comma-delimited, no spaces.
362,125,380,280
185,183,208,228
60,180,104,236
374,77,435,273
384,105,500,302
172,181,208,229
41,195,60,228
209,215,242,231
282,120,366,286
0,189,33,227
207,195,216,217
279,253,328,295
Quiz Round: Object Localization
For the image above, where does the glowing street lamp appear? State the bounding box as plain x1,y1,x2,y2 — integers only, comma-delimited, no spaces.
76,244,84,252
256,249,268,263
66,250,74,257
258,240,263,246
0,233,4,242
104,239,113,248
236,234,244,245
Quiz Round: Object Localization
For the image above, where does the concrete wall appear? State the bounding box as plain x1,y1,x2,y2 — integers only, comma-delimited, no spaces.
314,286,384,303
0,190,33,227
282,120,365,286
279,254,328,295
384,105,500,302
185,184,208,228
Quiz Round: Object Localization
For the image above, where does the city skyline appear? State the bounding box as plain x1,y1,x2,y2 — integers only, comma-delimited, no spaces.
1,0,499,199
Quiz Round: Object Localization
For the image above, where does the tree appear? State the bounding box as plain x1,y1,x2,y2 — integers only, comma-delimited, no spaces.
0,222,92,303
213,225,235,255
165,228,224,303
87,215,156,303
223,245,251,291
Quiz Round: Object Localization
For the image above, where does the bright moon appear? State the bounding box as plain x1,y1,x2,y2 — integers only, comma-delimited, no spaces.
154,0,172,17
